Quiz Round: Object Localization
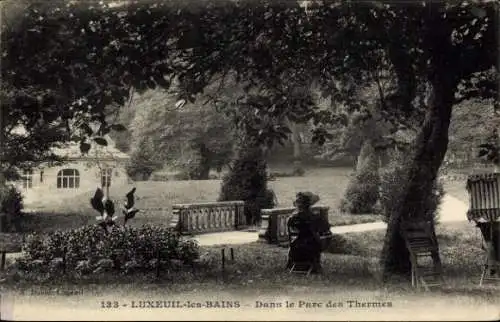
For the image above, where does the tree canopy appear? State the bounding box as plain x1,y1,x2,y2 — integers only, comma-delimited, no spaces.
1,0,498,278
2,1,496,145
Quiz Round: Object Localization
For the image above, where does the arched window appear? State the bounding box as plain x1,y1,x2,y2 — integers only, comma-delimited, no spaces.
101,168,112,188
21,169,33,189
57,169,80,189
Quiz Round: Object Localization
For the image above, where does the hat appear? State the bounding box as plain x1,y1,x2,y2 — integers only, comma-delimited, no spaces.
294,191,320,207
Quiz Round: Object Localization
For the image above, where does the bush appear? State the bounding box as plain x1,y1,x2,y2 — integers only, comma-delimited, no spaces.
339,158,380,214
0,184,24,232
218,145,276,225
378,154,445,224
19,224,200,276
126,137,163,181
175,239,200,264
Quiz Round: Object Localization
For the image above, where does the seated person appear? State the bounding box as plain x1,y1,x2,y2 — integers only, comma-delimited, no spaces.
286,192,322,273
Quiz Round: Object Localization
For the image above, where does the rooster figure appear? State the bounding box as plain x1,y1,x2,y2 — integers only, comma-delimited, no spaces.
122,187,140,225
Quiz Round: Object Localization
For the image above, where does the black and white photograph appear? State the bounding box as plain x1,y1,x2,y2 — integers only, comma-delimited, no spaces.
0,0,499,320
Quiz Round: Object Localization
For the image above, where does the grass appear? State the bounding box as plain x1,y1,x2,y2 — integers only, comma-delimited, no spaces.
17,166,472,234
2,167,497,314
18,167,382,233
1,221,497,304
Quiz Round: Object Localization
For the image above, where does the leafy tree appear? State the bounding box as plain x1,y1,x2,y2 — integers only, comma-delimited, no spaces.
125,84,235,179
2,0,497,281
359,2,497,279
446,98,497,169
127,136,162,181
218,142,275,225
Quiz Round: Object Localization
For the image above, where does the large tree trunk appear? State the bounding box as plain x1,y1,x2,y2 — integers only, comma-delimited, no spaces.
291,121,302,161
196,143,211,180
496,4,500,173
0,99,4,233
381,77,455,280
0,100,4,187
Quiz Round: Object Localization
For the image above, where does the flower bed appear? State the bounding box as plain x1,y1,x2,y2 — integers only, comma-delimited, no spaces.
15,224,199,278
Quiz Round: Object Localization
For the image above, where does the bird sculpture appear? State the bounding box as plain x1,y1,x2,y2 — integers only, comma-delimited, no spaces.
90,187,141,232
90,187,118,233
122,187,140,225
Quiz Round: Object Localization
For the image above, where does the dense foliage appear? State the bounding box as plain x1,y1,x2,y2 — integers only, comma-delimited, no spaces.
218,144,275,225
379,153,445,224
446,99,496,168
19,224,199,276
0,184,24,232
126,136,163,180
2,0,497,278
339,142,380,214
125,88,234,179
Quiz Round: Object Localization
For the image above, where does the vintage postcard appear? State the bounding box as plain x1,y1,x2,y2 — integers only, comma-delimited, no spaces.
1,0,499,320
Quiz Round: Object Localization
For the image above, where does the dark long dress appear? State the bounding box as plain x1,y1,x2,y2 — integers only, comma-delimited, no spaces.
286,211,322,272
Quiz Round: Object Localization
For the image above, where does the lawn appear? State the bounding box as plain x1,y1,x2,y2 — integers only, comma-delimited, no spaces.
1,220,497,320
18,167,382,233
1,221,489,291
3,168,497,320
326,220,488,283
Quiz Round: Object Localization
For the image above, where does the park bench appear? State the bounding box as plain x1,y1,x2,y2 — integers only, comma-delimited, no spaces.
169,201,247,235
257,206,332,250
466,172,500,286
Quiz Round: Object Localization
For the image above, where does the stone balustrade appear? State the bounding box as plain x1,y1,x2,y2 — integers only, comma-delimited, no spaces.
258,206,331,247
169,201,246,235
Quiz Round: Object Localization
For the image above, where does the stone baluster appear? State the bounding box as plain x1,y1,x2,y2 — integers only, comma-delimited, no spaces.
170,201,246,235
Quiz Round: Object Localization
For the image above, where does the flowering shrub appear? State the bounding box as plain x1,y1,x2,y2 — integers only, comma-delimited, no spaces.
19,224,200,276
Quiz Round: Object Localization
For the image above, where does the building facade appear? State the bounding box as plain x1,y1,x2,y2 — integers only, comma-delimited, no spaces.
11,136,131,206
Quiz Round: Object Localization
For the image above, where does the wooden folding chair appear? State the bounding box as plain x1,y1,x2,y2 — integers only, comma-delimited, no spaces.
475,221,500,285
401,220,444,290
466,173,500,286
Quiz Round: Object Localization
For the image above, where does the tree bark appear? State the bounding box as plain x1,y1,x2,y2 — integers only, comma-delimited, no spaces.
196,143,211,180
291,121,302,161
0,98,4,234
495,3,500,173
0,98,4,187
381,76,455,280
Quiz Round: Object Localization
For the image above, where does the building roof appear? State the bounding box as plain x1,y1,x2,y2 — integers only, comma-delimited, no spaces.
51,135,130,161
11,124,130,163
